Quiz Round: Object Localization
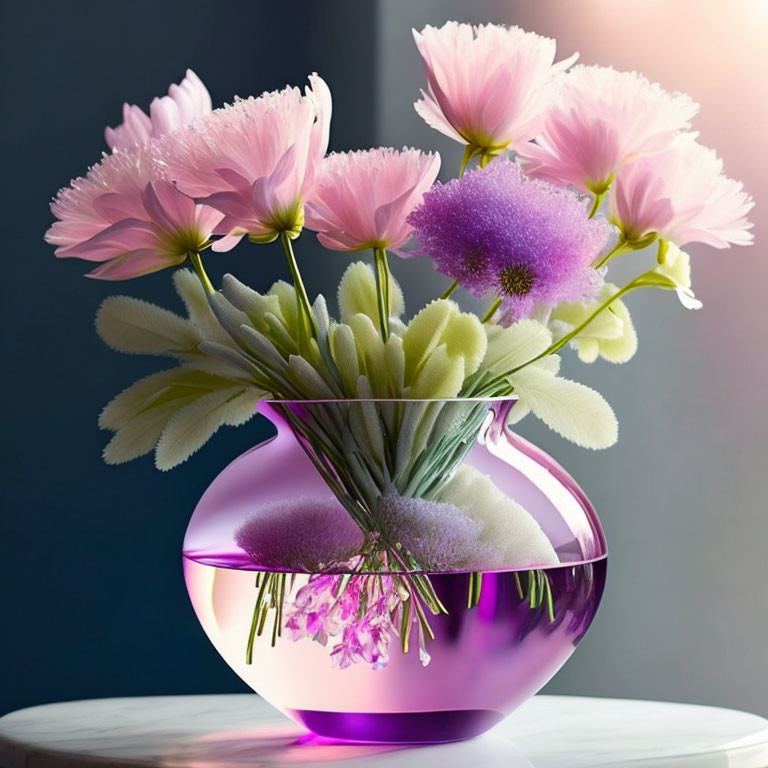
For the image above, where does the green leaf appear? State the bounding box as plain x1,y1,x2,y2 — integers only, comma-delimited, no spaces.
349,314,390,395
410,344,465,399
221,274,283,331
104,391,201,464
99,367,237,430
99,368,189,430
173,270,230,344
510,367,618,449
401,300,455,382
483,320,552,375
155,387,247,471
330,324,361,396
96,296,200,356
443,311,487,377
286,355,338,399
208,293,252,342
269,281,301,339
338,261,404,329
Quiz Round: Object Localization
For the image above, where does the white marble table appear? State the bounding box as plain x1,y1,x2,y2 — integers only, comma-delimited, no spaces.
1,694,767,768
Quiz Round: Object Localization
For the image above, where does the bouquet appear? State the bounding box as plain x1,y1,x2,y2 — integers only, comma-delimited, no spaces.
46,22,753,671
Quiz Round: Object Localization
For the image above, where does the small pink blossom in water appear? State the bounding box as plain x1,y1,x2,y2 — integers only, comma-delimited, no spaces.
159,74,331,251
413,22,576,155
105,70,212,151
518,66,698,195
285,573,412,670
234,496,364,571
304,148,440,251
408,159,610,322
46,145,223,280
609,133,754,248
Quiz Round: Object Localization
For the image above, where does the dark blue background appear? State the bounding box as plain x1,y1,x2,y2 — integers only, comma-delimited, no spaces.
0,0,376,715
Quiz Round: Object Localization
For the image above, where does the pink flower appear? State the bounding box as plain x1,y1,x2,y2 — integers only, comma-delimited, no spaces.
159,74,332,251
304,148,440,251
105,69,212,151
413,22,576,155
46,145,222,280
519,66,699,194
609,133,754,248
46,146,156,253
284,573,401,669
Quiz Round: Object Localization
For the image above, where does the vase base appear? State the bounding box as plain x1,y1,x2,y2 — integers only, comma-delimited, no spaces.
287,707,504,743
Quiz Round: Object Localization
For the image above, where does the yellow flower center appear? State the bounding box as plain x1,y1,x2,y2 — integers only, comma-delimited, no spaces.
499,264,535,296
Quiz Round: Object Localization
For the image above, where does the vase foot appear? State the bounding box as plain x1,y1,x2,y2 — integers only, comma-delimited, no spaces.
287,707,504,743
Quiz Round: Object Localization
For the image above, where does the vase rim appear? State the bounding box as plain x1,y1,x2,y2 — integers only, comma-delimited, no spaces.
261,395,519,405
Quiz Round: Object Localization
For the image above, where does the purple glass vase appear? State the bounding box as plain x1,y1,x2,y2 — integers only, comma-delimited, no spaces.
183,398,607,743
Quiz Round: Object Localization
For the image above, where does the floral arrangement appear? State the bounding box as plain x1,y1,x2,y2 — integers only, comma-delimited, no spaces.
47,22,753,669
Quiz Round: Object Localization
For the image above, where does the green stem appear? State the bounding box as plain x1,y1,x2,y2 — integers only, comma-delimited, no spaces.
188,252,214,295
373,247,391,342
508,279,642,375
440,279,459,300
481,297,502,323
279,232,318,341
592,237,630,269
467,572,483,608
479,152,491,169
588,191,605,219
246,573,271,664
593,231,658,269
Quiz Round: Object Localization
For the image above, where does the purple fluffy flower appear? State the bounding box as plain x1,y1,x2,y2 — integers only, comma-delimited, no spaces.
375,491,502,571
234,496,364,571
407,159,611,322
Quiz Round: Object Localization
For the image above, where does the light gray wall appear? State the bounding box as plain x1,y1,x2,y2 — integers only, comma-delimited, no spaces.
376,0,768,716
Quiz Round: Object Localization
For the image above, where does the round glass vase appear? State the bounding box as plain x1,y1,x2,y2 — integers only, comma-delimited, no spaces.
183,397,607,744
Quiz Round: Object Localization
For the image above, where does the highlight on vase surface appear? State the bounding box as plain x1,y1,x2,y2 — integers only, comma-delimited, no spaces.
47,20,753,744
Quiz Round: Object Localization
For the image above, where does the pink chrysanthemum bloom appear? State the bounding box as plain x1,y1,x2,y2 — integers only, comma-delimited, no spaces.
518,66,699,195
105,69,212,151
413,22,576,156
304,148,440,251
234,496,364,571
46,145,223,280
609,133,754,248
159,74,332,251
408,160,610,322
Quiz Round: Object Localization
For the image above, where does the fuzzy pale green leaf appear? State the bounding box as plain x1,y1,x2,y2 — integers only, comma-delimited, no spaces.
173,270,230,344
483,319,552,375
99,367,239,431
103,394,199,464
442,311,487,377
401,300,455,382
96,296,200,356
349,314,390,396
509,367,618,449
155,387,245,471
338,261,404,329
330,324,361,396
409,344,465,399
221,274,283,331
